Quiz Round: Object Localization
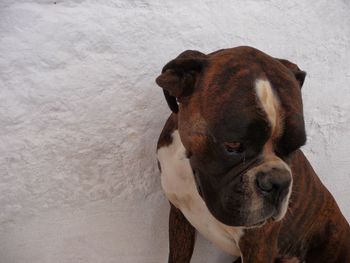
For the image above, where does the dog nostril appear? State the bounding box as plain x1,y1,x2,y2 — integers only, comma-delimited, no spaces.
256,169,291,198
256,172,274,193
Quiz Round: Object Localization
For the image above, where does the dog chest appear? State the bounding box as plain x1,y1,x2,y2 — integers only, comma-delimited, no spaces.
157,130,243,256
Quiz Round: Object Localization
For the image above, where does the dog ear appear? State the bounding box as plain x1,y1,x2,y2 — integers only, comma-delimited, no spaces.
275,58,306,88
156,50,207,113
272,58,307,155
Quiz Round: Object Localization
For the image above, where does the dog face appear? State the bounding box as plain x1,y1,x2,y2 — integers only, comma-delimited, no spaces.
156,46,306,227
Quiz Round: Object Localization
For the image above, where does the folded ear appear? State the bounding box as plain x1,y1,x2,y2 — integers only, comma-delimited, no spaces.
275,58,306,88
156,50,207,113
273,58,307,155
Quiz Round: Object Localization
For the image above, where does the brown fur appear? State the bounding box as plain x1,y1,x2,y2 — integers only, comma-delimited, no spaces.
156,47,350,263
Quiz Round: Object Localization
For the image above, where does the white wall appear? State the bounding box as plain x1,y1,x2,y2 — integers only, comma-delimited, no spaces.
0,0,349,262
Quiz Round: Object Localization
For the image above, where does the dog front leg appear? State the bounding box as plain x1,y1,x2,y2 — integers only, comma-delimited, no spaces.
168,204,196,263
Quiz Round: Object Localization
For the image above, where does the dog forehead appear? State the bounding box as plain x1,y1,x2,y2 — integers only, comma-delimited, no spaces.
179,46,302,148
197,50,266,114
179,82,270,150
194,68,268,139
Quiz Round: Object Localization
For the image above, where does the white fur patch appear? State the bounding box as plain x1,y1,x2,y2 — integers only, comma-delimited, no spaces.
255,78,292,221
157,130,243,256
255,79,279,132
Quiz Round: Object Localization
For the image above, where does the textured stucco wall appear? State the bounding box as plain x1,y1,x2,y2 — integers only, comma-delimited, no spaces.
0,0,349,262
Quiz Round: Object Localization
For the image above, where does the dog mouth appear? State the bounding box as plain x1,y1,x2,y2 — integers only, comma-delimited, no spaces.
244,214,278,228
191,159,282,227
248,219,267,228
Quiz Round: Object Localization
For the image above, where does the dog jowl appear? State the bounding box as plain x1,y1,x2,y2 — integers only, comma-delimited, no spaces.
156,46,350,263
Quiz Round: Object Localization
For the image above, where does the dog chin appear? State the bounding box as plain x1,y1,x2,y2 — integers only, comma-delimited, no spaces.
244,219,267,228
210,207,274,228
239,213,272,228
244,207,288,228
223,216,270,228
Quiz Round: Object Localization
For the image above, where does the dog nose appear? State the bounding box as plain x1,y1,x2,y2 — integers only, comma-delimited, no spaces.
256,168,291,200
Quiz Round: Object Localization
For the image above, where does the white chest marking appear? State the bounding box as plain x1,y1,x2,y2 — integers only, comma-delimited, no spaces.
157,130,243,256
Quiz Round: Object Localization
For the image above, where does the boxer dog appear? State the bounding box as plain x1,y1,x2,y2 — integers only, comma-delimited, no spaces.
155,46,350,263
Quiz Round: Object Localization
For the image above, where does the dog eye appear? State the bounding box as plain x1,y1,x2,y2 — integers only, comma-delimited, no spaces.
224,142,245,154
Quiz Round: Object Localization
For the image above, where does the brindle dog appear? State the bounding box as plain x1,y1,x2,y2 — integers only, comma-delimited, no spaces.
155,46,350,263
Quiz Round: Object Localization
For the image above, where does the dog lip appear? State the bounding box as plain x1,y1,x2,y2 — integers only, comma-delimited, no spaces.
271,206,284,221
245,213,277,228
248,219,266,228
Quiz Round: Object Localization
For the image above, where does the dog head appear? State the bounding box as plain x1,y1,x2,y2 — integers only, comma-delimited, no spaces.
156,46,306,227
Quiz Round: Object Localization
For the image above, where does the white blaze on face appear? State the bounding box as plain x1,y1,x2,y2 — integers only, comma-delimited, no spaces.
255,78,292,221
255,79,280,137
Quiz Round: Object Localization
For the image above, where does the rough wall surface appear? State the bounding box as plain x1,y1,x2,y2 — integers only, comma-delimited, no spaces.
0,0,349,262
